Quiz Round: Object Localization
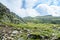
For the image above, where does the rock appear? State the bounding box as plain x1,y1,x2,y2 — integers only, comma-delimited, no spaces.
12,30,19,34
0,24,5,27
11,30,19,37
7,37,14,40
27,34,43,39
11,33,16,37
55,37,60,40
19,31,22,33
17,28,21,31
44,36,50,39
18,37,24,40
23,29,30,33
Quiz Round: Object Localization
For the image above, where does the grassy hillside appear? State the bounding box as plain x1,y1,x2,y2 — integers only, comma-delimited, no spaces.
0,3,25,24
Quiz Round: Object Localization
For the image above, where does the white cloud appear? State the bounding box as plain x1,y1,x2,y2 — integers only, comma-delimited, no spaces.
37,4,60,16
26,0,38,8
48,5,60,16
0,0,22,11
33,0,38,2
0,0,60,17
16,8,40,17
26,8,40,17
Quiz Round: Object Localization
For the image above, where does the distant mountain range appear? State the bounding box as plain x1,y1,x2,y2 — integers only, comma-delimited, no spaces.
23,15,60,24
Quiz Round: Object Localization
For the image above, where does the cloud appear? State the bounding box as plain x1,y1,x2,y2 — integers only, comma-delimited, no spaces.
0,0,60,17
34,0,60,7
16,8,40,17
0,0,22,11
0,0,40,17
50,5,60,16
26,8,40,17
26,0,38,8
36,4,60,16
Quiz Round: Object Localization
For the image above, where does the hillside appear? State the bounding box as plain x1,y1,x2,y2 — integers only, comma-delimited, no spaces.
0,3,25,24
23,15,60,24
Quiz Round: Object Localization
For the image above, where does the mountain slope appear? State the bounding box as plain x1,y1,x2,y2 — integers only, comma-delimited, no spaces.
0,3,25,24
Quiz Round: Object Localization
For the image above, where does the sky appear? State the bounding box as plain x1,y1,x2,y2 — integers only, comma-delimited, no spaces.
0,0,60,17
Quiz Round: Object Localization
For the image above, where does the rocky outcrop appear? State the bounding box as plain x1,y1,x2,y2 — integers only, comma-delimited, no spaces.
0,25,21,40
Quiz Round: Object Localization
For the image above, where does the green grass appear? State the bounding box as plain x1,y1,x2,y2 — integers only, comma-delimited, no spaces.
1,22,60,40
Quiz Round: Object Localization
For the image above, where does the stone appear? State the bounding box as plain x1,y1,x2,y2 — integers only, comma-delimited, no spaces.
12,30,19,34
55,37,60,40
27,34,43,39
44,36,50,39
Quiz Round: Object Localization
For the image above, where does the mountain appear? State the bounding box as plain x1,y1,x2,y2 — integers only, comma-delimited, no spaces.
23,15,60,24
0,3,25,24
